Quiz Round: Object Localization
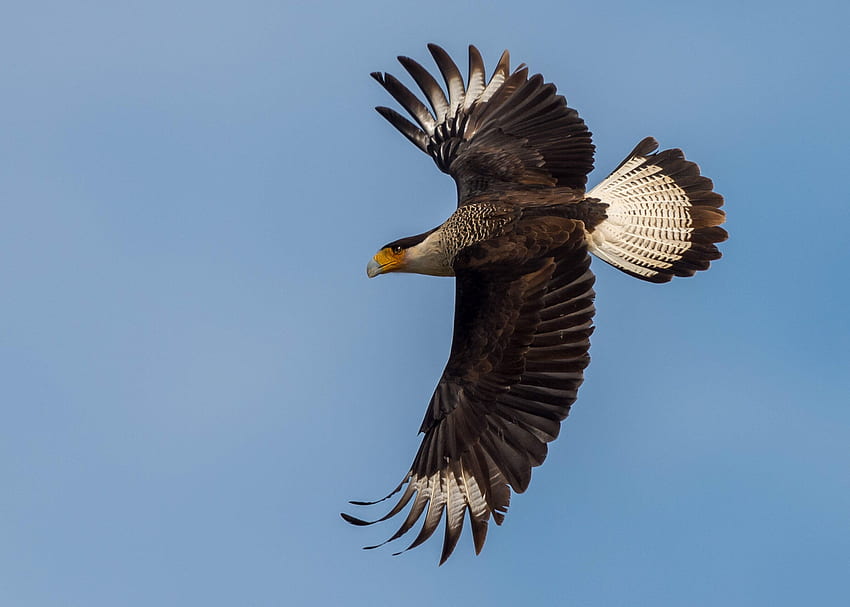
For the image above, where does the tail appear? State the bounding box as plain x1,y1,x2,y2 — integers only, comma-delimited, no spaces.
585,137,727,283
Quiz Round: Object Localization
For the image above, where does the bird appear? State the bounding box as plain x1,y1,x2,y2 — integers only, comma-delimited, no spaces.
342,44,727,564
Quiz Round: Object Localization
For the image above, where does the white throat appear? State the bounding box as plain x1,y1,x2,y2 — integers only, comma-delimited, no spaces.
404,231,454,276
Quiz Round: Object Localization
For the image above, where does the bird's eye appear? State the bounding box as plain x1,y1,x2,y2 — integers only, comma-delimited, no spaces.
392,246,403,254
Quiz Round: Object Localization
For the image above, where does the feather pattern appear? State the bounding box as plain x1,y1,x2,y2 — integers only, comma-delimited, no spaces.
398,55,449,123
428,43,466,118
586,137,727,282
370,44,595,203
344,217,595,563
464,46,487,110
371,72,436,135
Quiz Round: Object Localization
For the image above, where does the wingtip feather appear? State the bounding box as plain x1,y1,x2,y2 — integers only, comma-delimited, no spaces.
340,512,372,526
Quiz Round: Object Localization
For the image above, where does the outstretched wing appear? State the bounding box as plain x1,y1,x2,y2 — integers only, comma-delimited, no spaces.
343,218,595,563
371,44,595,204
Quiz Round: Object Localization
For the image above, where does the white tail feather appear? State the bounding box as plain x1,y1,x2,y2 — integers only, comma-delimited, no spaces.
585,138,726,283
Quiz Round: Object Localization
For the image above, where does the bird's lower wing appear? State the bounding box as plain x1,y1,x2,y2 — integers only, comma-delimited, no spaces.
343,218,595,563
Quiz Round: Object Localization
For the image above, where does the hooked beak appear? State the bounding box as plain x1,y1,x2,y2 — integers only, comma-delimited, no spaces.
366,247,405,278
366,257,383,278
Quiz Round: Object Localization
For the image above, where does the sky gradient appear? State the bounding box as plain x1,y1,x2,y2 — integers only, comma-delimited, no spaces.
2,1,849,605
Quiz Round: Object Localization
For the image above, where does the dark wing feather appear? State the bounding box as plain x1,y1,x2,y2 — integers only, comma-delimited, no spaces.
372,44,595,204
343,218,595,563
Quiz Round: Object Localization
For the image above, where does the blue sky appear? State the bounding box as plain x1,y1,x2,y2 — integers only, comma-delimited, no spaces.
2,1,848,605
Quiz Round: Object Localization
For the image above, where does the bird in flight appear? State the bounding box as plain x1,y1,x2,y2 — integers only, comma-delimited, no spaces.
343,44,727,564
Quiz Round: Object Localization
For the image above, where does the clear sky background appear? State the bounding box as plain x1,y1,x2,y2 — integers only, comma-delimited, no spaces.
2,1,848,605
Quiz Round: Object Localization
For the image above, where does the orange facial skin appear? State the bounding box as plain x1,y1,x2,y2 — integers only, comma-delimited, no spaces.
366,247,406,278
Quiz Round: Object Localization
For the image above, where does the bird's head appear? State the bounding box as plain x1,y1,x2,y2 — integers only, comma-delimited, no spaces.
366,242,408,278
366,229,449,278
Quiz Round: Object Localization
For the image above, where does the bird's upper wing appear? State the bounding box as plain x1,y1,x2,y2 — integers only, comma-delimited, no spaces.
343,217,595,563
371,44,595,204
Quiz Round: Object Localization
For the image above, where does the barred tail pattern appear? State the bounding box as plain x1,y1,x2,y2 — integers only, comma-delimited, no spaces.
585,137,727,283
